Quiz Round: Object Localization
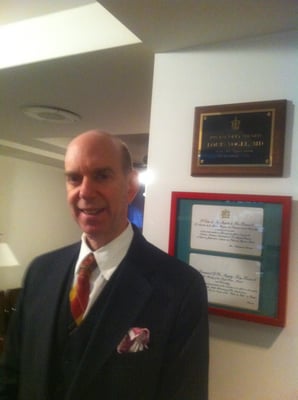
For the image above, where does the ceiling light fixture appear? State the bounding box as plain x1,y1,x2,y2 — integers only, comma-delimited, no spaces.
22,106,81,124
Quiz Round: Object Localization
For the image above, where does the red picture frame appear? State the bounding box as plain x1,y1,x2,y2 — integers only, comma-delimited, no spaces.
169,192,291,326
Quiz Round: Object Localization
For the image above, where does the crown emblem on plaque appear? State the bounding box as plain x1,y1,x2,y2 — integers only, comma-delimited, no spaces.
231,116,240,130
221,209,230,219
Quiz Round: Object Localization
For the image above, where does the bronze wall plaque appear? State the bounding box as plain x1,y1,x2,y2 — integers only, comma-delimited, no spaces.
191,100,287,176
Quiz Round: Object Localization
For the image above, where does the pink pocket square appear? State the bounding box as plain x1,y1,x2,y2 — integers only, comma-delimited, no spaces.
117,327,150,353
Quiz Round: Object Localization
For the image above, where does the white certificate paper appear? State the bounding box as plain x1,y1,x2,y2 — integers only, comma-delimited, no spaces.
190,204,264,256
190,253,261,310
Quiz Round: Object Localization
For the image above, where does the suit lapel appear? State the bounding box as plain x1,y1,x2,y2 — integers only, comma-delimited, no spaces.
67,254,153,399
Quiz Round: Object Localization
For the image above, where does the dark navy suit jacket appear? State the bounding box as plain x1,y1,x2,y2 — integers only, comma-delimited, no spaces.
0,228,209,399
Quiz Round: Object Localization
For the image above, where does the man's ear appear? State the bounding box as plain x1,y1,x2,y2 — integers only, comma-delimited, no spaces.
127,169,140,203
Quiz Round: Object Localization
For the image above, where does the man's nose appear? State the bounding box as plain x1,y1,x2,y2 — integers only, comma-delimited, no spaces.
79,177,96,199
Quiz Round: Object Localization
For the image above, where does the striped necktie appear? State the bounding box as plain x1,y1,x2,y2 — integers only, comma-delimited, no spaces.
69,253,97,325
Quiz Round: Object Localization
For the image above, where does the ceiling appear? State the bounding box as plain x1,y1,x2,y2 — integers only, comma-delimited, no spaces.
0,0,297,168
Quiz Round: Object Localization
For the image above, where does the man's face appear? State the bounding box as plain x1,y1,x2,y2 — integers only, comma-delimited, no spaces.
64,133,138,249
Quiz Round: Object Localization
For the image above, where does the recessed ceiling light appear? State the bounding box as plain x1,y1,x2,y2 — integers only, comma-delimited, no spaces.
22,106,81,123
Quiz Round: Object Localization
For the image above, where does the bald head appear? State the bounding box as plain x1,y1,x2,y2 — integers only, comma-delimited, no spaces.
66,130,133,175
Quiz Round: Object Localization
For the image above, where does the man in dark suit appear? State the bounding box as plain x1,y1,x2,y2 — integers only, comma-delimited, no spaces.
0,130,209,399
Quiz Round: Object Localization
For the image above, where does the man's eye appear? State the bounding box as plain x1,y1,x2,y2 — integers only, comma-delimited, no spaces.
94,173,109,181
66,175,81,184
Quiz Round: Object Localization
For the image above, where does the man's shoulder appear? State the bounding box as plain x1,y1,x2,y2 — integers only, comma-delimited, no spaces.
26,242,80,276
33,242,80,262
131,230,206,289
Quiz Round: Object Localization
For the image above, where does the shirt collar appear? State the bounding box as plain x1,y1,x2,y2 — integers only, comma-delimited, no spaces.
77,223,134,281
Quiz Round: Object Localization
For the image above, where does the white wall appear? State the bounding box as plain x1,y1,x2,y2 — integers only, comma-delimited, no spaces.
0,155,81,289
143,31,298,400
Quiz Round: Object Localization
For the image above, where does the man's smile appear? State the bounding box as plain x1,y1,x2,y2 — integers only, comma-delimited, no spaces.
78,207,103,215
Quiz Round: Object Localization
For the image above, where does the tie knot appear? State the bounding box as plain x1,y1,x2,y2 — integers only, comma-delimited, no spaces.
79,253,97,275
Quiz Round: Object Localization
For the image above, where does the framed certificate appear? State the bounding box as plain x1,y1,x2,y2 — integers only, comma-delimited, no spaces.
169,192,291,326
191,100,287,176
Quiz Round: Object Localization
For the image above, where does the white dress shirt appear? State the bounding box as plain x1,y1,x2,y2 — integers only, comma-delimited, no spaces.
72,223,134,318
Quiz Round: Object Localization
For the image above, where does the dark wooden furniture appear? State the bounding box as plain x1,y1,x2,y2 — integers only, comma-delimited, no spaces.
0,288,21,355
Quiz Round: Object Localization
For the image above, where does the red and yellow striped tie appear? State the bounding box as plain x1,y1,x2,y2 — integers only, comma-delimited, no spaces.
69,253,97,325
